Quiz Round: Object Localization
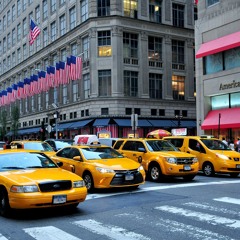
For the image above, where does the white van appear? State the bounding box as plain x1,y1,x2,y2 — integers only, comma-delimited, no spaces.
74,135,99,145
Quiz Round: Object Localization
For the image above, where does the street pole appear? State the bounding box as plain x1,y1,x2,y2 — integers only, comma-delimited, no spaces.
218,113,221,138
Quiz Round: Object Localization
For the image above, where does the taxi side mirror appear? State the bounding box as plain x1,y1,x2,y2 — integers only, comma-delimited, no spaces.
56,161,63,167
73,156,82,161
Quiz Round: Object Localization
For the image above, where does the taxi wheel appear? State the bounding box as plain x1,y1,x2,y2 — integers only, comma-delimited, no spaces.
0,188,11,217
229,173,239,178
149,164,161,182
203,162,215,176
83,172,94,192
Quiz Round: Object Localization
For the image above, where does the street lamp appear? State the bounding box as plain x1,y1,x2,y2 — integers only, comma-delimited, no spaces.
53,111,59,139
175,114,183,127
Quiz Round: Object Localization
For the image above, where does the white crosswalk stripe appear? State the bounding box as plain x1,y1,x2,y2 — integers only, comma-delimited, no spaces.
214,197,240,205
73,219,150,240
155,205,240,229
23,226,81,240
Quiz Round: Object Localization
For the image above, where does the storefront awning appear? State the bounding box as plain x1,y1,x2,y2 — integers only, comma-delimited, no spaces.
148,120,175,127
113,119,152,127
196,31,240,58
201,108,240,130
57,122,74,131
93,118,110,127
68,119,93,129
18,127,41,135
171,120,196,128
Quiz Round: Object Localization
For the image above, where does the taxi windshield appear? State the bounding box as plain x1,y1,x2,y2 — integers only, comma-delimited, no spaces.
146,140,178,152
201,139,231,150
24,142,54,151
81,147,124,160
0,152,57,170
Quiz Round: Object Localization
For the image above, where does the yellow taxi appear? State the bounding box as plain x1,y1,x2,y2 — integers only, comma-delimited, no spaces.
0,149,87,217
9,140,56,157
113,138,199,181
164,136,240,177
51,144,146,191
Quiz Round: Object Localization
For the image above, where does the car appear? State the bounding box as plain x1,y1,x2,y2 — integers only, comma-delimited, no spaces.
44,139,74,152
163,135,240,177
0,149,87,217
113,138,199,181
51,144,146,191
9,140,56,157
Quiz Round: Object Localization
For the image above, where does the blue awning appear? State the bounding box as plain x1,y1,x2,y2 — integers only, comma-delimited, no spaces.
171,120,196,128
57,122,74,131
114,119,152,127
148,120,175,127
18,127,41,135
93,118,110,127
69,119,93,129
138,119,152,127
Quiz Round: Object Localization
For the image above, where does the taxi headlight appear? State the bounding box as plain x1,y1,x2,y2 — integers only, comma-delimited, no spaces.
73,180,85,188
137,165,144,171
193,157,198,163
96,167,115,173
10,185,39,193
216,154,229,160
166,157,177,164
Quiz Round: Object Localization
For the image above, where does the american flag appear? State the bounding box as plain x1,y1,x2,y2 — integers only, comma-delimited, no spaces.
12,84,18,102
70,55,83,80
66,57,71,83
50,66,56,87
59,61,67,84
41,71,48,92
29,19,41,45
55,62,60,87
17,81,24,99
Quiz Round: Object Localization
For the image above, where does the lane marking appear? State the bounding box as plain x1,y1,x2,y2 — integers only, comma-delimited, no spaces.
73,219,150,240
86,179,240,200
156,205,240,229
214,197,240,205
0,234,8,240
23,226,81,240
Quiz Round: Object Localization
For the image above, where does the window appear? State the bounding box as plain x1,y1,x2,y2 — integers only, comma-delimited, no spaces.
23,18,27,36
72,79,78,102
3,15,6,30
82,36,89,60
43,0,48,20
172,3,184,28
35,5,40,23
149,0,161,23
23,0,27,11
51,0,56,13
123,32,138,59
81,110,84,117
7,33,11,49
59,14,66,36
134,108,140,115
59,0,65,6
172,75,185,100
43,27,48,46
207,0,219,7
101,108,109,115
159,109,165,116
98,31,111,57
60,48,66,61
124,0,138,18
12,52,16,66
63,84,67,104
12,4,16,21
98,0,110,16
99,70,111,96
124,71,138,97
83,73,90,99
69,6,76,30
81,0,88,22
17,48,21,63
149,73,162,99
125,108,132,115
71,43,77,56
3,38,6,53
182,110,187,117
50,21,56,40
7,10,11,26
85,109,89,116
23,44,27,59
151,109,157,116
17,0,21,16
148,36,162,61
172,40,185,68
17,24,21,41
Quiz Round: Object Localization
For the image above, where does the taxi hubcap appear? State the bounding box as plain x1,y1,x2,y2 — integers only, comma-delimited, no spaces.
84,175,92,189
151,167,159,180
204,165,212,175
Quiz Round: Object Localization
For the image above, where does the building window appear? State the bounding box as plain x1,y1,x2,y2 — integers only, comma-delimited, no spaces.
71,42,77,56
43,27,48,46
12,4,16,22
69,6,76,30
101,108,109,115
17,24,21,41
12,52,16,66
83,73,90,99
23,44,27,60
159,109,165,116
82,36,89,60
23,0,27,11
7,33,11,49
59,0,65,6
207,0,219,7
124,71,138,97
50,21,56,41
70,112,73,119
148,36,162,61
35,5,40,24
99,70,111,96
51,0,56,13
182,110,187,117
151,109,157,116
124,0,138,18
123,32,138,62
3,15,6,30
43,0,48,20
81,110,84,117
134,108,140,115
98,0,110,16
81,0,88,22
72,80,78,102
23,18,27,36
149,0,161,23
61,48,66,61
125,108,132,115
172,3,184,28
149,73,162,99
194,7,198,21
60,14,66,36
17,48,21,63
98,31,111,57
12,28,16,45
63,84,67,104
172,40,185,69
17,0,21,17
172,75,185,100
85,109,89,116
7,10,11,26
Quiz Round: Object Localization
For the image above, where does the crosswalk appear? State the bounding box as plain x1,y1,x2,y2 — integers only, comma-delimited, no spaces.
1,197,240,240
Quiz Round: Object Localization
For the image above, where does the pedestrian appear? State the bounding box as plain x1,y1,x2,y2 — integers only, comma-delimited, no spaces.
229,140,235,151
236,138,240,152
222,137,228,146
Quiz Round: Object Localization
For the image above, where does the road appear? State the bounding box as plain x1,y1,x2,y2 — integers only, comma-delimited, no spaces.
0,174,240,240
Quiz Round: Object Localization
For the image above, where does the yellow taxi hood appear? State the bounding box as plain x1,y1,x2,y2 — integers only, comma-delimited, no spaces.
90,157,140,170
211,150,240,158
0,168,81,184
154,151,196,158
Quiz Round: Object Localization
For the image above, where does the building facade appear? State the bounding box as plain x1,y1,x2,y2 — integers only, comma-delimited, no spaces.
0,0,197,140
195,0,240,142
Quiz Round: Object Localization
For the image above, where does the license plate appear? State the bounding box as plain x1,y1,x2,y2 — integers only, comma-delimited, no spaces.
184,165,191,171
53,195,67,204
125,174,134,181
236,164,240,168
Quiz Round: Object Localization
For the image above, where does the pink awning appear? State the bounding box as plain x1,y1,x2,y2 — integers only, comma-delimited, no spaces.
201,108,240,130
196,31,240,58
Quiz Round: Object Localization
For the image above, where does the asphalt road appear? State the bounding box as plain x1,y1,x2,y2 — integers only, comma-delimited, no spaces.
1,173,240,240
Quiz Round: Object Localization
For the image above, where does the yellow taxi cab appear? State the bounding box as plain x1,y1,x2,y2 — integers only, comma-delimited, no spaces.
113,138,199,181
164,136,240,177
0,149,87,217
9,140,56,157
51,144,146,192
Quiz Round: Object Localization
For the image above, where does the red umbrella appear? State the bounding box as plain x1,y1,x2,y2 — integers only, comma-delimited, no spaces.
146,129,171,139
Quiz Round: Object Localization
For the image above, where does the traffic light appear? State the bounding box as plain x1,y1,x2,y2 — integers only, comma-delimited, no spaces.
49,118,55,127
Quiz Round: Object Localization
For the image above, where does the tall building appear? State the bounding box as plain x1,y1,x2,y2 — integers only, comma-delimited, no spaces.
195,0,240,141
0,0,197,140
